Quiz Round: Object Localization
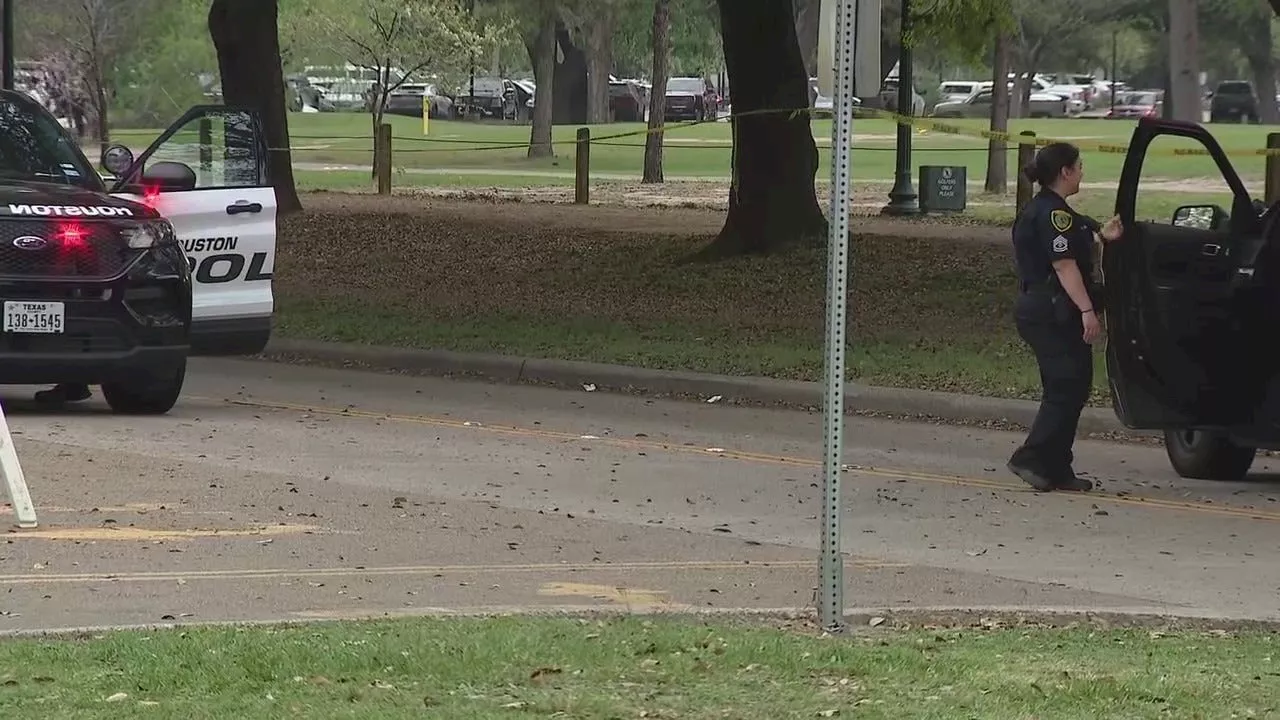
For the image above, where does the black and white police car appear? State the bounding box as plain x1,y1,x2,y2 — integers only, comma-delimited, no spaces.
0,89,276,413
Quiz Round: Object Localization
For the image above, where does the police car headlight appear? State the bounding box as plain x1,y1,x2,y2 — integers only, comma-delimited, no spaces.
121,220,177,249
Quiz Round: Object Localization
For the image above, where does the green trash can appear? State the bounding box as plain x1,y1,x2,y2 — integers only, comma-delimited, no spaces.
918,165,967,214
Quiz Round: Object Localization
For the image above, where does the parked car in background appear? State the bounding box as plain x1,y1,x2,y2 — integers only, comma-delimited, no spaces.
1209,80,1260,123
454,77,513,119
1106,90,1163,119
609,79,649,122
931,84,1069,118
806,77,860,117
311,79,368,111
935,81,983,107
384,83,454,119
664,76,718,121
877,78,925,116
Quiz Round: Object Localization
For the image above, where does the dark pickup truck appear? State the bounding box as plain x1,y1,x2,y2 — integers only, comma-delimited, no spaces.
1208,80,1260,124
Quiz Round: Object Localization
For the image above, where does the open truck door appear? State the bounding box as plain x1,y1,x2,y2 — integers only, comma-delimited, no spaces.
1105,116,1273,480
106,106,276,357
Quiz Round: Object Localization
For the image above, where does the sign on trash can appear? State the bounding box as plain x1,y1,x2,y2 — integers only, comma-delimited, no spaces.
918,165,967,213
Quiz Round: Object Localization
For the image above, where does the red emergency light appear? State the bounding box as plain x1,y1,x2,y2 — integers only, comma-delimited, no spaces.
141,184,162,208
55,222,88,250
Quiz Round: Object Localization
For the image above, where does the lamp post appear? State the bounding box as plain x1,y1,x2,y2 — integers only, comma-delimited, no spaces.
881,0,919,216
2,0,13,91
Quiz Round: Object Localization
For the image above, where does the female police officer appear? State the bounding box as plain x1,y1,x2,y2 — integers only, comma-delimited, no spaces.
1007,142,1123,493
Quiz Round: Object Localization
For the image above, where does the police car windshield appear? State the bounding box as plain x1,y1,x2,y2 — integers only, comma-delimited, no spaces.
0,98,97,190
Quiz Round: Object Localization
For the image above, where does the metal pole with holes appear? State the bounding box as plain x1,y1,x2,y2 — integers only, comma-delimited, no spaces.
818,0,857,634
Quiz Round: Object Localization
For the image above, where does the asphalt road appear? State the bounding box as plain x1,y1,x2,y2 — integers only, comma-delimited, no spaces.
0,358,1277,632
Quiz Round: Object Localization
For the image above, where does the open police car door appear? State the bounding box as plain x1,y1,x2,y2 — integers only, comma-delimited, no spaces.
1104,116,1265,430
107,106,276,356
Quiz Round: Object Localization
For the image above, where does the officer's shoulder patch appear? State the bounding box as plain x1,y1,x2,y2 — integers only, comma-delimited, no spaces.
1052,235,1068,253
1050,208,1073,233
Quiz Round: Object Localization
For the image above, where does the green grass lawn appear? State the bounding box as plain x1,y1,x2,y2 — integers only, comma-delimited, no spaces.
276,196,1112,403
112,111,1279,187
0,616,1275,718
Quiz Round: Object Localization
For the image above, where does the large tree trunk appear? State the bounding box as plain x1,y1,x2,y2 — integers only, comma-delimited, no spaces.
1167,0,1201,123
702,0,827,257
794,0,820,77
208,0,301,214
1011,59,1037,119
584,10,615,124
552,23,588,124
985,32,1010,194
525,4,556,158
642,0,670,184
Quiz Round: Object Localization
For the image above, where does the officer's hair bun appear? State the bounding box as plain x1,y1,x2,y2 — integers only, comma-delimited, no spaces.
1024,142,1081,187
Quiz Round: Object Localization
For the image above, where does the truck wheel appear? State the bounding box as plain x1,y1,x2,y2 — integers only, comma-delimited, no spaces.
1163,428,1256,481
102,360,186,415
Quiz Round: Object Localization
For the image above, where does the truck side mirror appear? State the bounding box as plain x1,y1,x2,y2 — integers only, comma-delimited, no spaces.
1172,204,1228,231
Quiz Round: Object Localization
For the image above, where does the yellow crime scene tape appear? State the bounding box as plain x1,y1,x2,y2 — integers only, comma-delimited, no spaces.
277,104,1280,158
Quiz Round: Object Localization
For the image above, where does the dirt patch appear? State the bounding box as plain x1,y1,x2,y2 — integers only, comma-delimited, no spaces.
274,192,1056,400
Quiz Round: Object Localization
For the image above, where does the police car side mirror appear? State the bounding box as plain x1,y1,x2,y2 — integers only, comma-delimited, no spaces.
101,144,134,176
1172,204,1228,231
139,161,198,193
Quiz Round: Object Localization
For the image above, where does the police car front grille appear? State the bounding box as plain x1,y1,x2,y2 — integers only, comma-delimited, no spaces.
0,220,141,279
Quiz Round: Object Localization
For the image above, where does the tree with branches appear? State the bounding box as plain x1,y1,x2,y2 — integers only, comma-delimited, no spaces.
287,0,490,165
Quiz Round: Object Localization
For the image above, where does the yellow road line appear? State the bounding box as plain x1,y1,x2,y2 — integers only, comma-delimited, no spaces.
0,503,240,517
202,396,1280,524
5,523,323,541
0,558,901,585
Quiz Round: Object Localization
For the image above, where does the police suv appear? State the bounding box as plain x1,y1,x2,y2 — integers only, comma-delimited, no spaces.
1105,116,1278,481
0,90,275,414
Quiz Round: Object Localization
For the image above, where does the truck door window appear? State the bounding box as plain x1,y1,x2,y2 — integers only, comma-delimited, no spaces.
1134,134,1238,228
138,110,261,190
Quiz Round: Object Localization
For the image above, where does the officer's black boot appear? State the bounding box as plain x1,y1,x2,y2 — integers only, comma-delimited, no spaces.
1050,449,1093,492
1007,451,1057,492
34,383,91,405
1052,467,1093,492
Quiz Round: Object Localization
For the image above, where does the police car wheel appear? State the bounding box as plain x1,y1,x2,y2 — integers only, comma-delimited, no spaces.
101,360,186,416
1162,428,1256,481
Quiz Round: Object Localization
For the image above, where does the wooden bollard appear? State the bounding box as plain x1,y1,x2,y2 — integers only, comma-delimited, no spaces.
376,123,392,195
575,127,590,205
1015,130,1036,216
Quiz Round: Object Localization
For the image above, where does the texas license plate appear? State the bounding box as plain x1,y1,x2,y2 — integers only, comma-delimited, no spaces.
4,301,65,334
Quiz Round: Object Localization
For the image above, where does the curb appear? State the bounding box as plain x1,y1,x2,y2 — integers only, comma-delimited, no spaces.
257,338,1130,435
7,604,1276,638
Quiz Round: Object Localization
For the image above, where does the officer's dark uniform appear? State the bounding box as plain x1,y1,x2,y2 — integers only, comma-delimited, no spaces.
1009,187,1099,487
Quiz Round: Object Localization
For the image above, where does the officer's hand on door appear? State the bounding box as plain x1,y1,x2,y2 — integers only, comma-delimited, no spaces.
1082,310,1103,344
1100,215,1124,243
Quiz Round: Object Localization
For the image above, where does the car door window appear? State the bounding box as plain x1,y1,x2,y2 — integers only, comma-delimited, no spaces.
131,109,262,190
1134,135,1238,228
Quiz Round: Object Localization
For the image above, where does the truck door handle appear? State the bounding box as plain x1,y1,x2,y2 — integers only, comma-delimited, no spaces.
1201,243,1225,257
226,201,263,216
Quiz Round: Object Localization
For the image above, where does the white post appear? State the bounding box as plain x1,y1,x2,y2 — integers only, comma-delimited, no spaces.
0,404,36,528
816,0,859,634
